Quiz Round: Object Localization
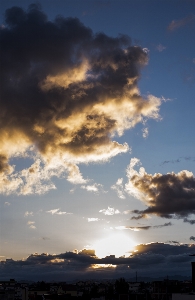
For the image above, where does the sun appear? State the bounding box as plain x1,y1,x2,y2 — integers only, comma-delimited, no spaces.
93,232,136,258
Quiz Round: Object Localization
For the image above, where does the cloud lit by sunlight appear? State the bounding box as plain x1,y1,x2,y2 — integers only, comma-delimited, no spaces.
0,4,162,195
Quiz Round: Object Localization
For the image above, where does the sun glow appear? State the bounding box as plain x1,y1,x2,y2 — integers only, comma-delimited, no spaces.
91,264,117,269
93,232,136,258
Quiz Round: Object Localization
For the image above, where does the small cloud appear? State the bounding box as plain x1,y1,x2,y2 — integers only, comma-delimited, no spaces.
111,178,125,199
27,220,36,229
143,48,149,54
161,96,173,102
142,127,149,138
87,218,100,222
24,211,33,217
46,208,72,215
167,14,195,31
161,156,195,166
99,206,120,215
190,236,195,241
156,44,166,52
27,221,35,225
123,210,131,215
81,183,103,193
29,225,36,229
4,202,10,206
47,209,61,215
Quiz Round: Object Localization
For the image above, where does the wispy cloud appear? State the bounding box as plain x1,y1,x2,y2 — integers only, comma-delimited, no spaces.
29,225,36,229
27,221,35,225
168,14,195,31
115,222,172,231
87,218,100,222
24,211,33,217
167,241,180,245
46,208,72,215
27,221,36,229
111,178,125,199
81,183,104,193
161,156,195,165
4,202,10,206
156,44,166,52
142,127,149,138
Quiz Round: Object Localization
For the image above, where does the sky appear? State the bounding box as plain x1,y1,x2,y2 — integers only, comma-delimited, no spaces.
0,0,195,281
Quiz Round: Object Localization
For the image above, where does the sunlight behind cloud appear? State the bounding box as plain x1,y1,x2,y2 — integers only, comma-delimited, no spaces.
93,232,136,258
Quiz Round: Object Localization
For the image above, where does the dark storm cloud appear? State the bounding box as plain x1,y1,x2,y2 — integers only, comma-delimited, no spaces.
1,242,195,281
126,158,195,219
0,4,162,194
168,14,195,31
0,5,160,164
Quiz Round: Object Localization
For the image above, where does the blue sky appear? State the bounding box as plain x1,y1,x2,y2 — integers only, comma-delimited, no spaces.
0,0,195,280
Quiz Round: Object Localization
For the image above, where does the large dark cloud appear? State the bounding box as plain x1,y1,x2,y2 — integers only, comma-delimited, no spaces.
1,243,195,281
125,158,195,219
0,4,161,194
